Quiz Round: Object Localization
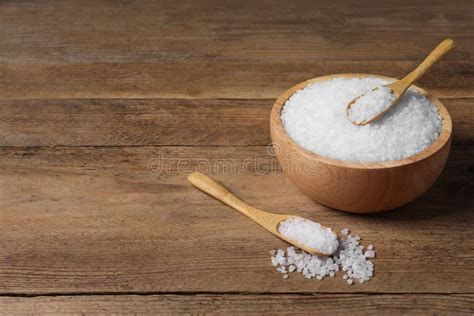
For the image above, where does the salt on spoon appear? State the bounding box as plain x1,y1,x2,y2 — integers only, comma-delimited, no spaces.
187,172,339,256
347,39,456,125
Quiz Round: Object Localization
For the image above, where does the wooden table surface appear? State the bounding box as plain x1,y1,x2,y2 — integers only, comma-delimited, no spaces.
1,0,473,314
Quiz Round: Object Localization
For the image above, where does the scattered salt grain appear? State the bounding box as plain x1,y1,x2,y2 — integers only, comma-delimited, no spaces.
341,228,349,236
278,218,339,254
368,245,373,250
271,257,278,267
365,250,375,258
270,229,375,285
348,86,395,124
281,77,442,163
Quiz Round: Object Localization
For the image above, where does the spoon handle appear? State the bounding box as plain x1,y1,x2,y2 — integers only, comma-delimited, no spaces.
401,39,456,86
188,172,334,256
187,172,267,223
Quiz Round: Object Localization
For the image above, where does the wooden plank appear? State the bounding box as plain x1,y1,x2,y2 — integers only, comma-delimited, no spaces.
0,61,471,100
0,0,472,63
1,146,472,294
0,98,471,147
0,99,271,147
1,294,473,314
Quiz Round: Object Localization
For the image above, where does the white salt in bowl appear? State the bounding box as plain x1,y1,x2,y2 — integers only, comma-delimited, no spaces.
270,74,452,213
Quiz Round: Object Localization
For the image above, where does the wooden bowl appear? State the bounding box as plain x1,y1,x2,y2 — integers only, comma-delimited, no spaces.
270,74,452,213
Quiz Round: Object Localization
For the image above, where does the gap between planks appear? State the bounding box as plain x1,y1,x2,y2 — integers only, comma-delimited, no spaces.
1,291,474,298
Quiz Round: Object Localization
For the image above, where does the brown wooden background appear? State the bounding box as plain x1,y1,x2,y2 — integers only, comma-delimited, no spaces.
0,0,473,314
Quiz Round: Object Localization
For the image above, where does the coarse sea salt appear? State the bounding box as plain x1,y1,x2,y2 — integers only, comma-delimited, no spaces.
348,86,395,124
281,77,442,163
278,218,338,255
271,228,375,284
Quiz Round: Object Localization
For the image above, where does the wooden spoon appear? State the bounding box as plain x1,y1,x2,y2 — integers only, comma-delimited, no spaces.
346,39,456,125
187,172,338,256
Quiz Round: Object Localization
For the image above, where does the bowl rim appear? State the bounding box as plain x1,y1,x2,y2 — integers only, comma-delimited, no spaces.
270,73,453,170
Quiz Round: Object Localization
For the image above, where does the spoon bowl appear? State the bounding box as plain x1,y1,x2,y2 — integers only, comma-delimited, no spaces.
346,83,401,125
187,172,338,256
276,216,339,256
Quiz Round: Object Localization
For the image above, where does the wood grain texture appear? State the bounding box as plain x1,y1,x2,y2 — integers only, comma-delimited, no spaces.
1,0,473,312
0,61,471,100
1,146,472,294
1,0,471,100
1,294,473,315
0,98,471,147
0,0,472,63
